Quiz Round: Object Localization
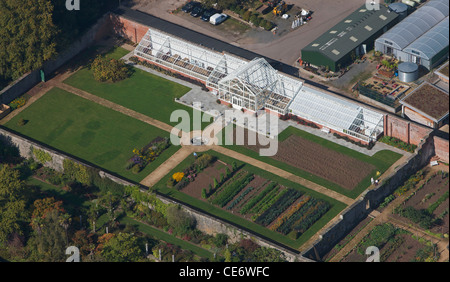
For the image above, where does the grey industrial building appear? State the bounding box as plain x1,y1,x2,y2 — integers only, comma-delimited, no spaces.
375,0,449,70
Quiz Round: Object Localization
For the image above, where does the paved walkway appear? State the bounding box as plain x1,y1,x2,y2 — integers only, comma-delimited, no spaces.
140,146,194,188
211,145,354,206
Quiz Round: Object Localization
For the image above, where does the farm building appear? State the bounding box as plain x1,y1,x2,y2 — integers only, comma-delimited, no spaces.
400,82,449,128
300,4,399,72
375,0,449,70
133,17,385,143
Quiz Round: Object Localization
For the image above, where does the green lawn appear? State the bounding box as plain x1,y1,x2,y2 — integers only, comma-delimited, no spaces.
4,87,180,183
219,125,403,199
152,150,346,250
64,47,212,130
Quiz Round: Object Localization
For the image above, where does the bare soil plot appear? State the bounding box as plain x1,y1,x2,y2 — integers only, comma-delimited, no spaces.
240,132,375,190
181,160,231,199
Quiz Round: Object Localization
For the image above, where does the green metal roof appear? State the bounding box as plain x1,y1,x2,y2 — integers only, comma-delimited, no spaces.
302,4,398,62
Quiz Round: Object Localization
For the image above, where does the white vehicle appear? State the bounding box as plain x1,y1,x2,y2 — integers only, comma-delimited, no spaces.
209,13,228,25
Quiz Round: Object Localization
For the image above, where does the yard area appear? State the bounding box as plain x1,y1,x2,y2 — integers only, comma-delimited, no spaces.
3,87,180,183
153,150,346,250
220,125,402,199
63,46,212,130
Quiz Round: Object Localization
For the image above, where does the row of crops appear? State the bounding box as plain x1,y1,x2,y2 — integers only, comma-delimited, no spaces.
207,168,331,240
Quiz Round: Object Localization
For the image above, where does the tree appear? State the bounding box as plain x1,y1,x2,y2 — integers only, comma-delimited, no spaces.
71,230,96,260
101,232,142,262
0,0,58,81
0,165,28,244
224,248,232,262
213,234,228,248
91,55,131,83
33,210,67,262
31,197,65,231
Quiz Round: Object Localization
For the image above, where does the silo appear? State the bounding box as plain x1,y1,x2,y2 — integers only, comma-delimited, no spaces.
398,62,419,83
389,2,409,21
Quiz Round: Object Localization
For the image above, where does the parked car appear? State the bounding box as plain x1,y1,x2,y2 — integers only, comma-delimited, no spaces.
190,6,205,17
201,8,217,21
181,1,199,13
209,13,228,25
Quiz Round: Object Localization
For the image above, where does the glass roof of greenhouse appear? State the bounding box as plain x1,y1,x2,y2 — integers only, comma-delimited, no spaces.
134,27,385,141
289,85,384,141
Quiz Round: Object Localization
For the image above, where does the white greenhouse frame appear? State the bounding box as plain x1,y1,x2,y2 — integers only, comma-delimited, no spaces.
134,28,385,142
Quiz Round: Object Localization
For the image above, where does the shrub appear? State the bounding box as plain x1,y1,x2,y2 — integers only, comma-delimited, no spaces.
17,118,27,126
242,10,252,22
91,55,131,83
201,188,207,199
62,159,92,186
166,205,196,234
263,21,274,31
8,97,27,110
32,147,52,164
213,233,228,248
195,154,215,170
167,177,176,188
172,172,185,183
249,14,259,26
379,136,416,153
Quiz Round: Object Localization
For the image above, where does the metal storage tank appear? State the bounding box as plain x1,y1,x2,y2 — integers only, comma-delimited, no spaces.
398,62,419,82
389,2,409,21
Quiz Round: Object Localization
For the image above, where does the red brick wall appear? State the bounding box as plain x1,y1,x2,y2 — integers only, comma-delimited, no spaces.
434,136,449,163
384,114,432,146
110,14,149,43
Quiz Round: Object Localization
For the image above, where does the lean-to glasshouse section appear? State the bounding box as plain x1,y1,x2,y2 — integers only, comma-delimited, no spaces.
134,28,241,82
289,86,384,142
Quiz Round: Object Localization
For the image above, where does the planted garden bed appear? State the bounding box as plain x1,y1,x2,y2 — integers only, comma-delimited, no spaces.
170,154,332,240
341,223,440,262
393,170,449,234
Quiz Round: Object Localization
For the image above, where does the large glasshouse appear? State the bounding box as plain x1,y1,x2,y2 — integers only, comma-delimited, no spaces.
134,27,384,143
375,0,449,69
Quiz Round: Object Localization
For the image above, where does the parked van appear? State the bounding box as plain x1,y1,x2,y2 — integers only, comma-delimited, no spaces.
209,13,228,25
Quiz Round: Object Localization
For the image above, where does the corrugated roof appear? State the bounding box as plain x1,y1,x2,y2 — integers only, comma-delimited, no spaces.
375,0,449,50
403,17,449,61
302,4,398,61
